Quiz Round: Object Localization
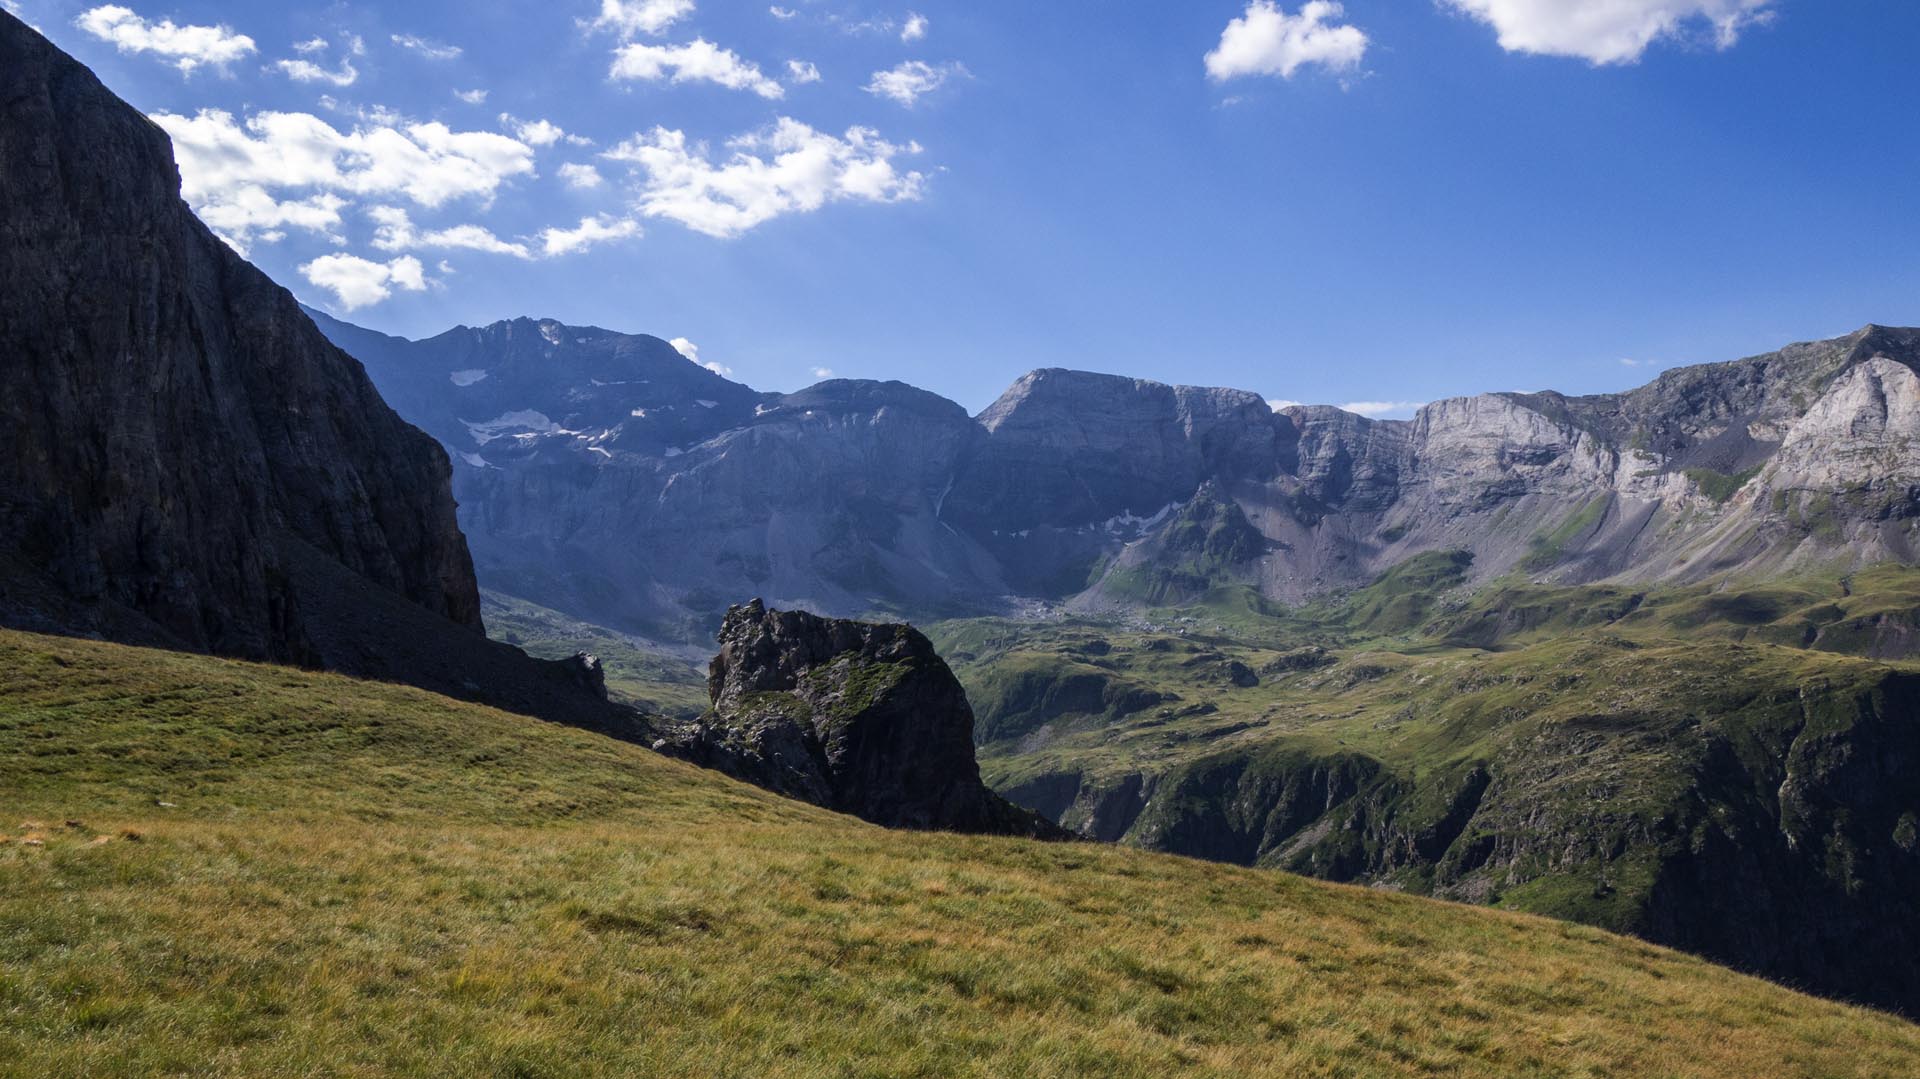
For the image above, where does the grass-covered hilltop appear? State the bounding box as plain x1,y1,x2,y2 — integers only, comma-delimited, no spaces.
3,627,1918,1078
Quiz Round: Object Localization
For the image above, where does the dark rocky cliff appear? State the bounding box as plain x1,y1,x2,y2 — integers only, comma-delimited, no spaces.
664,601,1066,838
0,12,478,660
0,17,646,735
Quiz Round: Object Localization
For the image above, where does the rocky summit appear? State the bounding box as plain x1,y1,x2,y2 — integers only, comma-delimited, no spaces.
664,601,1065,838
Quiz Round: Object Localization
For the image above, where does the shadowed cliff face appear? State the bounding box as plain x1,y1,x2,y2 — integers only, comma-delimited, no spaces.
0,12,480,662
0,17,644,736
661,601,1066,838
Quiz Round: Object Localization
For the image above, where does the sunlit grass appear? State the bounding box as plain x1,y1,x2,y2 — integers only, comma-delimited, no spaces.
1,628,1915,1077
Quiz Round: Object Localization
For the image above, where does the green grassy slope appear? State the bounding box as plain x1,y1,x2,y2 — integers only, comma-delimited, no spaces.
939,563,1920,797
2,628,1916,1077
929,562,1920,1013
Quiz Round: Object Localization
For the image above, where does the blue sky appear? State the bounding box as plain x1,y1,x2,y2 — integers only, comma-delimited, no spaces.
12,0,1920,415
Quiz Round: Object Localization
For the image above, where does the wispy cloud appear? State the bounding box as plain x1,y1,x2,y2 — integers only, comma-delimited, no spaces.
602,118,926,238
609,39,786,98
391,32,462,60
75,5,256,74
275,56,358,87
539,214,642,256
864,60,965,107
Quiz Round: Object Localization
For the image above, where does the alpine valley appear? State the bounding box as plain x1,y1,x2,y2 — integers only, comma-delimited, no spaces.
6,6,1920,1077
308,304,1920,1016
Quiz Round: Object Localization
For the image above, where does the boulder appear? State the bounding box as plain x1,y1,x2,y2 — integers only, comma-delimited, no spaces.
666,600,1067,837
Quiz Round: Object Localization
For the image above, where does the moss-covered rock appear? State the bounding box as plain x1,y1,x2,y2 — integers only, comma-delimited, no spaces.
664,600,1066,837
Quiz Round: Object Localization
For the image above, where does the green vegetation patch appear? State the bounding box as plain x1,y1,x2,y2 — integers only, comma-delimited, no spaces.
1684,466,1762,505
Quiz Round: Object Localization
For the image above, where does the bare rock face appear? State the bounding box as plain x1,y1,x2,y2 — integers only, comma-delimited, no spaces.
665,601,1066,837
0,16,632,732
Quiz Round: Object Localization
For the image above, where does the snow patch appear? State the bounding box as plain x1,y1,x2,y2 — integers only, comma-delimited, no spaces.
663,447,685,457
1103,502,1180,534
696,399,718,409
539,323,564,346
449,369,488,387
587,446,613,459
458,452,491,469
463,410,564,446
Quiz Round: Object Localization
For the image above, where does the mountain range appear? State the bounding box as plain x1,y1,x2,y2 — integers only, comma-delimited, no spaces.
311,309,1920,646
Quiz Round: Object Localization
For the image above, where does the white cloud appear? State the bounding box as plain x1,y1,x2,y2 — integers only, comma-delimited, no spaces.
301,253,428,310
672,337,734,376
610,39,786,98
275,57,358,87
455,89,489,104
293,36,328,54
1619,357,1646,367
811,366,835,379
503,116,567,146
787,59,822,84
558,163,605,189
1442,0,1774,64
1341,400,1424,418
539,214,642,256
201,190,348,254
863,60,963,106
590,0,695,39
368,205,532,259
152,109,536,249
391,33,462,60
603,119,926,239
1205,1,1368,81
900,12,928,41
769,5,797,19
75,5,257,74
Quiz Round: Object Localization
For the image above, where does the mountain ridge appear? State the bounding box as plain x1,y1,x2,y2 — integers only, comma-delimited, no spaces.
314,309,1920,645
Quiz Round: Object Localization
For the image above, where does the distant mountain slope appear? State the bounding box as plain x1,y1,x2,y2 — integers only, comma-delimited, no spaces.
0,16,629,730
316,306,1920,644
6,624,1917,1078
943,565,1920,1015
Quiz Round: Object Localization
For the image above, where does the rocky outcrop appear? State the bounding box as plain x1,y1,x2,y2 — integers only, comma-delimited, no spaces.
0,18,642,734
663,601,1065,837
